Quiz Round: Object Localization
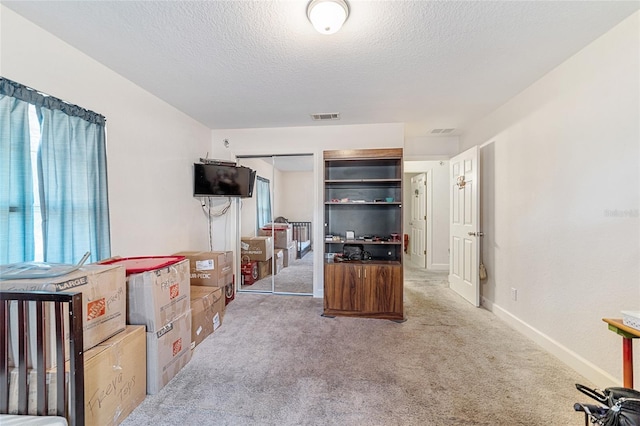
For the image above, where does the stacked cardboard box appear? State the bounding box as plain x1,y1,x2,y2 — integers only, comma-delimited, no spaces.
9,325,149,423
171,251,235,349
257,259,271,279
175,251,233,288
0,263,126,369
82,325,147,425
283,241,297,267
258,223,293,249
274,249,284,275
29,325,146,424
145,310,191,394
177,250,235,307
123,258,191,332
189,285,225,349
240,237,273,262
103,256,192,395
2,262,146,424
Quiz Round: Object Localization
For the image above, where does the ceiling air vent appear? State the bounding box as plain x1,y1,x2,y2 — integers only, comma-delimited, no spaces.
431,128,455,134
311,113,340,121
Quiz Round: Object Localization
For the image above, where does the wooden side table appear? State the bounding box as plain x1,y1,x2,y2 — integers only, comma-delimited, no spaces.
603,318,640,388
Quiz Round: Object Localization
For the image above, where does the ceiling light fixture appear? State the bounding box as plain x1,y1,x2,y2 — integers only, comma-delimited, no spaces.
307,0,349,35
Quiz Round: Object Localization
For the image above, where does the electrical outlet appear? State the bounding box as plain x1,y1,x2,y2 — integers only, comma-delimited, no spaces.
511,288,518,301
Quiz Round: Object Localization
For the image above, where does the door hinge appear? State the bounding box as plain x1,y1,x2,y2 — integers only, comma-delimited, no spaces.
424,215,426,220
423,250,426,255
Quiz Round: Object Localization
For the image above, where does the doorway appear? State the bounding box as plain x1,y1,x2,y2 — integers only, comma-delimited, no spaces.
403,160,450,272
236,154,314,295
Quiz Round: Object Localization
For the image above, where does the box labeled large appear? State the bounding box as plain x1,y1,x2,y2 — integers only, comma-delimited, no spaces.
146,309,192,394
102,257,190,333
1,263,126,369
174,251,233,287
259,224,292,249
190,286,225,349
240,236,273,261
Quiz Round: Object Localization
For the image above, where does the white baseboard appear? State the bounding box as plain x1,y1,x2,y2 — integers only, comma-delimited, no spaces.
428,263,449,271
481,296,619,387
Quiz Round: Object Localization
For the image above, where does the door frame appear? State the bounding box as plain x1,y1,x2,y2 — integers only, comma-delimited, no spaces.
235,153,315,296
404,160,449,271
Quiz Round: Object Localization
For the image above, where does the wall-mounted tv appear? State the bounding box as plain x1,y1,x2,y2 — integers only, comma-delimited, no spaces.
193,163,256,198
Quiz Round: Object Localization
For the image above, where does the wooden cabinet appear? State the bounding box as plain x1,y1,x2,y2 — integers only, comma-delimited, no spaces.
323,148,404,320
324,262,403,319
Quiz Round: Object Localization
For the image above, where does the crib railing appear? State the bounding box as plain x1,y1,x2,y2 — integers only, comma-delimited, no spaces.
290,221,312,259
0,291,85,426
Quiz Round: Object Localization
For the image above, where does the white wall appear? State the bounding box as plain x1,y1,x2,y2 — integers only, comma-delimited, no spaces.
1,6,213,257
459,12,640,387
405,136,459,158
279,171,313,223
211,124,404,297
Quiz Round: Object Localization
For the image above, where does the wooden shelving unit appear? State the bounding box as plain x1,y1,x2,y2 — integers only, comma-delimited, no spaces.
323,148,404,320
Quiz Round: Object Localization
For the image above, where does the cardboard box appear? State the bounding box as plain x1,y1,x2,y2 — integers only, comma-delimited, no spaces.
1,263,126,369
174,251,233,287
283,241,297,267
82,325,147,425
8,366,66,415
224,280,235,305
10,325,146,425
241,236,273,262
241,259,258,285
257,260,271,280
190,286,225,349
146,310,192,395
125,258,190,333
259,224,292,249
7,368,22,414
274,249,284,275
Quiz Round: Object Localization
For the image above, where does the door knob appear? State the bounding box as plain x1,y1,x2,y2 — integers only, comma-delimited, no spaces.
468,232,484,237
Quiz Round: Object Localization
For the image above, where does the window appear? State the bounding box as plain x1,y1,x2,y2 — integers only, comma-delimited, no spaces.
256,176,272,231
28,105,43,261
0,77,111,265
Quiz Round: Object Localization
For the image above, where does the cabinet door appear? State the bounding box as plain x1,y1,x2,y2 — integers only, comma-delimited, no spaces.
362,264,402,314
324,263,362,312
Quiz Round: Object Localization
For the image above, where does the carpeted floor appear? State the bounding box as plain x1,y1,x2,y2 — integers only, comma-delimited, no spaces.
120,262,593,425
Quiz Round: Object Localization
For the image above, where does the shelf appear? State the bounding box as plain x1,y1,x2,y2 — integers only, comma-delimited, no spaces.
324,201,401,205
324,259,402,265
323,148,403,320
325,239,401,245
325,179,401,184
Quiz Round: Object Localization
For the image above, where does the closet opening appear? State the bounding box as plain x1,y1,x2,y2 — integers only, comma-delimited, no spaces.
236,154,314,296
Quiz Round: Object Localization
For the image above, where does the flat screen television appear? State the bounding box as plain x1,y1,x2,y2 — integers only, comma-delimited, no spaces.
193,163,256,198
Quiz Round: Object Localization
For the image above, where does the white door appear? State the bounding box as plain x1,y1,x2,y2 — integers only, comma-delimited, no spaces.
449,146,480,306
410,174,427,267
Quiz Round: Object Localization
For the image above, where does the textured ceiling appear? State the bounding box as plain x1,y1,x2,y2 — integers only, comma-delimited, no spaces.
2,1,639,139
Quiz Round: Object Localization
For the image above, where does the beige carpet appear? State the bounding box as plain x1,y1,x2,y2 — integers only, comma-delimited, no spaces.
120,263,593,425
